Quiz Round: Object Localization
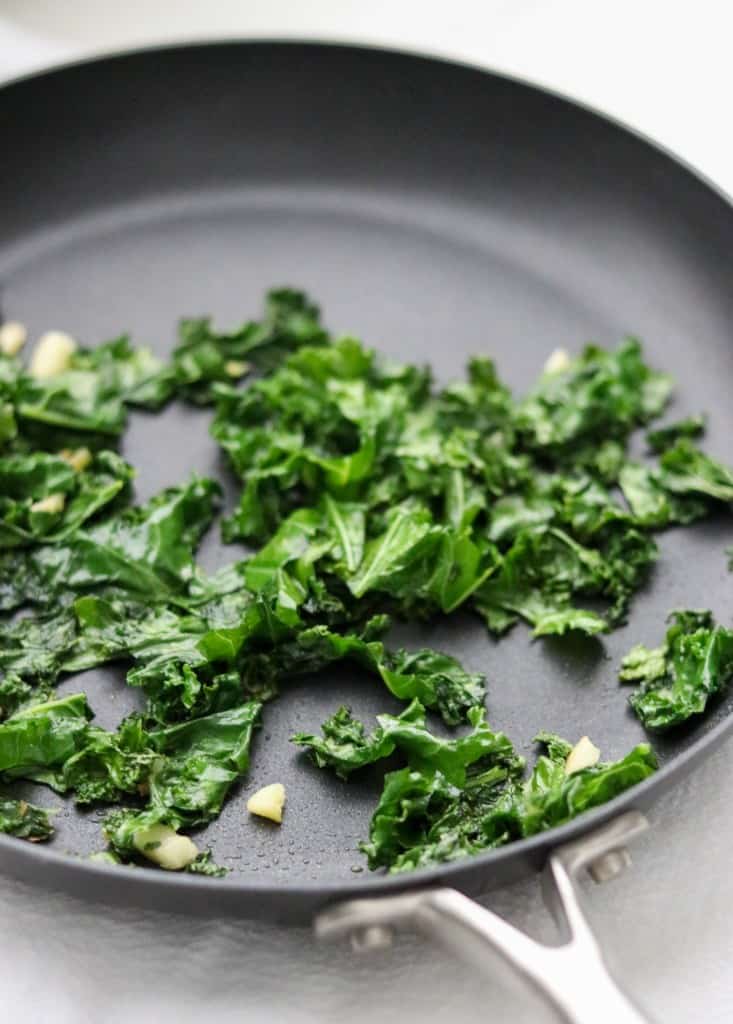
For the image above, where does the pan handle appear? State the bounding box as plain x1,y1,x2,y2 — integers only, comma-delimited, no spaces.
315,811,654,1024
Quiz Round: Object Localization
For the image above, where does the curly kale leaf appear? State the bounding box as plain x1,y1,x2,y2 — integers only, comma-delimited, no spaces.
311,707,658,872
621,610,733,730
646,414,706,453
0,684,261,834
213,328,673,640
514,338,672,465
474,527,612,636
657,440,733,504
509,734,657,837
0,607,79,698
0,476,220,611
102,702,262,861
293,700,514,780
186,850,228,876
66,595,207,674
173,288,328,405
199,595,484,725
0,449,134,547
14,335,173,448
0,693,93,779
0,798,54,841
214,337,431,543
618,462,708,527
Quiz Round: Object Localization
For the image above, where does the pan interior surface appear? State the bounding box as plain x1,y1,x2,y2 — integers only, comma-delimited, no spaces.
1,43,733,907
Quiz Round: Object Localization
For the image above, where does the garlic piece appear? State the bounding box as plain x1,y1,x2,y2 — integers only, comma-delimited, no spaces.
565,736,601,775
0,321,28,356
544,347,571,375
133,824,198,870
29,331,77,378
30,493,65,515
60,447,93,473
224,359,250,378
247,782,286,823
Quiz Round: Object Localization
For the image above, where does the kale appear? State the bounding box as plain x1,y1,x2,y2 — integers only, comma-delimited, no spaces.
0,476,220,611
298,703,656,873
211,326,685,638
6,334,173,450
370,732,656,872
0,450,134,547
173,288,328,405
0,798,54,841
646,414,706,453
3,288,728,874
293,699,516,779
514,339,672,467
0,607,79,697
658,440,733,504
186,850,228,876
0,686,261,861
509,733,657,837
618,462,707,527
102,702,261,863
620,610,733,730
0,693,93,780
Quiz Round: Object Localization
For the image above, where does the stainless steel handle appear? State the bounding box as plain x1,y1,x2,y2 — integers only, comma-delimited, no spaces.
315,811,653,1024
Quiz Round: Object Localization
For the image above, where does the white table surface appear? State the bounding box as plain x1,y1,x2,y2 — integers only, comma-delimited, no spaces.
1,4,732,1022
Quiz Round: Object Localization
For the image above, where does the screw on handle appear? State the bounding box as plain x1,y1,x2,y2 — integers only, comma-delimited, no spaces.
315,811,655,1024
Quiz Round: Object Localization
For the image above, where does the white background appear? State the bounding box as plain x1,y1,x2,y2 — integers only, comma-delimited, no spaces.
1,3,732,1022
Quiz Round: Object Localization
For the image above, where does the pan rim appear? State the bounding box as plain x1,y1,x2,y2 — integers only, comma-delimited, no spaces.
1,38,732,907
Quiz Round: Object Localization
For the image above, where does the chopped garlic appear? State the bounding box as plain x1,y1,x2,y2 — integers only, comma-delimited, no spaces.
29,331,77,378
544,347,571,375
30,492,65,515
224,359,250,378
0,321,27,356
247,782,286,823
60,447,93,473
565,736,601,774
133,824,198,870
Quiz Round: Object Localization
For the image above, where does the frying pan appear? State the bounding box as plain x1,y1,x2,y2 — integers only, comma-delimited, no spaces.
1,41,733,1023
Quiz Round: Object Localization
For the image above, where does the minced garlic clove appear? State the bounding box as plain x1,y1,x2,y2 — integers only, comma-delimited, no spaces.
0,321,28,357
29,330,77,379
224,359,250,379
59,447,93,473
565,736,601,774
544,347,571,375
247,783,286,823
132,823,198,870
30,493,66,515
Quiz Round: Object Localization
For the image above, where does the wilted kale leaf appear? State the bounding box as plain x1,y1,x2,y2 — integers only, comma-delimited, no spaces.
295,703,656,872
3,288,729,874
621,610,733,730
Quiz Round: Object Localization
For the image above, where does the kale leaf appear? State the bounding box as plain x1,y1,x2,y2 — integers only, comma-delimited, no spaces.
0,476,220,611
10,335,173,449
0,798,54,841
0,449,134,547
621,610,733,730
211,322,680,639
173,288,328,405
646,414,706,453
514,339,672,467
293,699,516,779
1,289,720,874
299,702,656,873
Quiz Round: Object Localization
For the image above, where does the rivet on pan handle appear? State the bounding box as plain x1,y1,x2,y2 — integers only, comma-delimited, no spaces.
315,811,654,1024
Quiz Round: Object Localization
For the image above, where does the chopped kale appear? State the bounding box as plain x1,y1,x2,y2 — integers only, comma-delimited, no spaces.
297,703,656,872
0,798,54,842
621,610,733,730
3,288,728,876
